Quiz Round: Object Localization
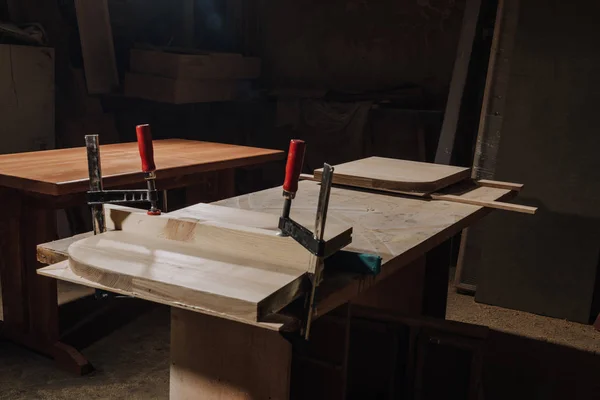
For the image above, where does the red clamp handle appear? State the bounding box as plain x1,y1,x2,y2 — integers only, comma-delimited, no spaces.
283,139,306,194
136,124,156,173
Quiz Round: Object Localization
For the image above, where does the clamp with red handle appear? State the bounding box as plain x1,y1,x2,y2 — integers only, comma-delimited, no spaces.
85,124,162,235
136,124,161,215
277,139,336,339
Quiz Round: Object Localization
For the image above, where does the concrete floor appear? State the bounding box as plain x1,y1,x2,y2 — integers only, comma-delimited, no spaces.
1,282,599,399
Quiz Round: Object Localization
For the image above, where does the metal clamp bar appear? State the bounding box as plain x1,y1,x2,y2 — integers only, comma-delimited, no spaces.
87,189,159,205
278,217,326,256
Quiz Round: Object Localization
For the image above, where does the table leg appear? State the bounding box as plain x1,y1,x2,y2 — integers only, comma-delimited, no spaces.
0,188,27,333
170,308,292,400
0,193,92,375
422,239,453,318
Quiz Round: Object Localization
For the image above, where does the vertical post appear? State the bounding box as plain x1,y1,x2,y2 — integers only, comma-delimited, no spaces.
85,135,106,235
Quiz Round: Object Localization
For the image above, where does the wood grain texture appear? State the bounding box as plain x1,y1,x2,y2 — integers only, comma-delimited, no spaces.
68,205,352,321
37,232,94,265
0,139,283,196
39,182,513,331
130,49,261,80
216,182,513,319
314,157,470,195
103,204,352,259
170,308,291,400
74,0,119,93
68,231,306,321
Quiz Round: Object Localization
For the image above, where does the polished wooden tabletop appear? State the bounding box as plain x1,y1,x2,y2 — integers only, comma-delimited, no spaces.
0,139,284,196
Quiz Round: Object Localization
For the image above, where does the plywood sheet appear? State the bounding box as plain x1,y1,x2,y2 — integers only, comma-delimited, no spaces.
314,157,470,195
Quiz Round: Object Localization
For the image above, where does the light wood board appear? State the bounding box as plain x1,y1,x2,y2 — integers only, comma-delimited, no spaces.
314,157,470,195
67,205,352,321
39,182,513,331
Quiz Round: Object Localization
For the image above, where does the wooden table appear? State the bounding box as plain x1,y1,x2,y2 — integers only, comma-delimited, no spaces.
0,139,283,374
37,180,514,396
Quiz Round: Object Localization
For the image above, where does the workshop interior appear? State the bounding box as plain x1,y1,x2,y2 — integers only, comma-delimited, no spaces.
0,0,599,399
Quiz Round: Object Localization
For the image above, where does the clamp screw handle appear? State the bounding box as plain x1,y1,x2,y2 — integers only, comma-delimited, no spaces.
283,139,306,196
136,124,156,173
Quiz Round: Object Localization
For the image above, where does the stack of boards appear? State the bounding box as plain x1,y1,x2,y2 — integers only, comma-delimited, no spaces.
63,205,352,323
124,49,261,104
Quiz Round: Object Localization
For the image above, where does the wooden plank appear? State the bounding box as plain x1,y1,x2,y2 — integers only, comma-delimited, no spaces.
478,179,523,191
0,139,283,196
435,0,482,164
124,73,237,104
0,45,55,154
103,204,352,259
314,157,470,195
68,231,307,321
430,194,537,214
130,49,261,80
38,261,297,331
68,206,352,321
74,0,119,94
37,232,94,265
170,308,292,399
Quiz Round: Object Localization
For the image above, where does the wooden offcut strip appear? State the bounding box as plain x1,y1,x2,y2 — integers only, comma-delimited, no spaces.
477,179,524,191
74,0,119,93
430,194,536,214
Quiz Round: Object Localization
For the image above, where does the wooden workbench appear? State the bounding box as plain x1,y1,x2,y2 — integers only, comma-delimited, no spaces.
0,139,283,374
37,180,513,397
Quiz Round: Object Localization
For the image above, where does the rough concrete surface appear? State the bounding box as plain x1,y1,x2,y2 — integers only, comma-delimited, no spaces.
0,305,170,400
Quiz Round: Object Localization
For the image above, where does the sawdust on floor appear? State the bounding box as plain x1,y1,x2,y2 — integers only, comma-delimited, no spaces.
1,278,599,399
446,284,600,355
